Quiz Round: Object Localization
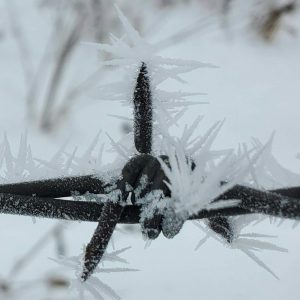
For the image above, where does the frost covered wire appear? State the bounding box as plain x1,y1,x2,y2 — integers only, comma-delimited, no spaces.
81,199,125,282
1,4,300,286
133,62,152,154
82,53,161,281
82,65,158,278
1,184,300,222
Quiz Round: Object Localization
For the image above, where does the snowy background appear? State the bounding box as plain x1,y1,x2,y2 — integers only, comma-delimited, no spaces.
0,0,300,299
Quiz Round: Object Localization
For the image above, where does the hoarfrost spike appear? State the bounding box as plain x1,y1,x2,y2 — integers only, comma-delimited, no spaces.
133,62,152,154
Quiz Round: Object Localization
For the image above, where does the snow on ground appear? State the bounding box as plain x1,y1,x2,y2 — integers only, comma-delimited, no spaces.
0,1,300,299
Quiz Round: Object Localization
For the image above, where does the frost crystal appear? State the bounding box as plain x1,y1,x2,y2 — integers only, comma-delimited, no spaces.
50,246,138,300
85,5,214,132
194,215,288,279
0,132,121,185
157,125,249,217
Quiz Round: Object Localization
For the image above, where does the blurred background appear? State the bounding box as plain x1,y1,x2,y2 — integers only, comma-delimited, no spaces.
0,0,300,299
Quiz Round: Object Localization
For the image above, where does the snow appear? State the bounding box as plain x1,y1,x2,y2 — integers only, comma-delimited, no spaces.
1,1,300,300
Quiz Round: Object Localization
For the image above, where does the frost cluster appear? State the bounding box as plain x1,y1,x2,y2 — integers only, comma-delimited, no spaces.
51,246,138,300
0,132,122,185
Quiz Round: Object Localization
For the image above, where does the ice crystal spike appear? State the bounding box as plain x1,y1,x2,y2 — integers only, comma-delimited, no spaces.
133,62,152,154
